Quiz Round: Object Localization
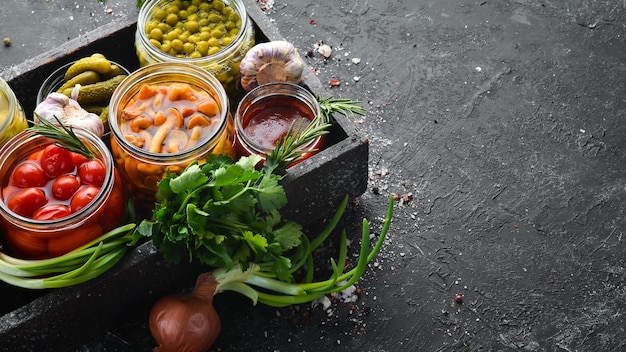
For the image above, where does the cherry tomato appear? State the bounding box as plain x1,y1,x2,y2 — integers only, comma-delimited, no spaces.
70,185,100,212
78,159,106,186
71,152,90,167
51,174,81,200
32,204,72,221
10,161,49,187
40,144,75,178
27,149,44,162
6,187,47,217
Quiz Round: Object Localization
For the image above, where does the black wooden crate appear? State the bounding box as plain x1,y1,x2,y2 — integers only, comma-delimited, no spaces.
0,2,368,350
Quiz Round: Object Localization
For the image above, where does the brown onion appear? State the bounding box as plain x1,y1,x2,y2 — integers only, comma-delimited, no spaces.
149,273,221,352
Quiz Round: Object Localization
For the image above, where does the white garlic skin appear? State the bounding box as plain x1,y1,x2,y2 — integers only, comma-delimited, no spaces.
240,41,305,92
34,91,105,138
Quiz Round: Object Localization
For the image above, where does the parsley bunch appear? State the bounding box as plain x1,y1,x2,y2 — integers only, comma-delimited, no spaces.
137,154,304,278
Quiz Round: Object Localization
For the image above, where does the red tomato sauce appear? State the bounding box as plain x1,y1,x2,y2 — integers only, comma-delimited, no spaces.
241,96,315,149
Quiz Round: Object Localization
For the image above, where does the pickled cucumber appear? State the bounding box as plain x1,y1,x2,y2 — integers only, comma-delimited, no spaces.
64,56,112,81
63,75,127,105
57,70,101,93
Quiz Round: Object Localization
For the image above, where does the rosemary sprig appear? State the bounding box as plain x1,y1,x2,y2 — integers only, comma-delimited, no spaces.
29,113,95,159
317,96,366,123
264,114,331,175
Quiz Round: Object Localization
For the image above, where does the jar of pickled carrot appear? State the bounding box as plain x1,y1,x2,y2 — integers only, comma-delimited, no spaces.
108,62,235,212
234,82,325,166
0,78,28,147
0,128,127,259
135,0,255,97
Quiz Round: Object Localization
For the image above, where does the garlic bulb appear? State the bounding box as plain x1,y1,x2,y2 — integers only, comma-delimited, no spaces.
34,86,104,137
239,41,305,92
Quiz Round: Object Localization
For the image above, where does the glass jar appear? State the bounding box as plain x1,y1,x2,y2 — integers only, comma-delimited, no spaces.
0,128,127,259
234,82,325,167
0,78,28,147
108,62,235,211
135,0,255,97
36,59,131,104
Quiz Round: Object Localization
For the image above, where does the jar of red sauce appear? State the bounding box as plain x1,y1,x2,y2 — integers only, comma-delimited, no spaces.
108,62,235,212
234,82,324,166
0,128,127,259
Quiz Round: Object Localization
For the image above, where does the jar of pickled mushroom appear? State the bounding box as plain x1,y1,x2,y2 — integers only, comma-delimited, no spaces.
234,82,325,167
108,62,236,212
0,78,28,147
0,128,127,259
135,0,255,97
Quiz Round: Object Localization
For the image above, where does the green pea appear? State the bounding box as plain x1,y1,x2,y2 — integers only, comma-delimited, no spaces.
207,46,220,55
199,2,210,12
179,10,189,20
160,42,172,53
199,31,211,41
207,37,219,47
210,29,223,39
208,13,221,23
221,36,232,46
187,13,199,22
171,39,184,52
166,13,179,26
199,18,210,27
153,9,167,21
149,28,163,41
149,39,161,49
187,5,198,14
166,4,179,14
189,51,203,58
186,20,199,33
196,41,209,55
183,42,195,54
225,21,237,30
213,0,225,12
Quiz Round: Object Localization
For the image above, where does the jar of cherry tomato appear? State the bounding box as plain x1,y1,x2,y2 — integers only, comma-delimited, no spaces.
0,128,127,259
108,62,235,211
0,77,28,147
234,82,325,166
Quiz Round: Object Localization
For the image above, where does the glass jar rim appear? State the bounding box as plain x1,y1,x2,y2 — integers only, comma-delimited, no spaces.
137,0,250,67
108,62,230,163
0,127,116,230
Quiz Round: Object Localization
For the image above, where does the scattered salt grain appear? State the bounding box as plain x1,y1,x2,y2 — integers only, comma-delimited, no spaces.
352,58,361,64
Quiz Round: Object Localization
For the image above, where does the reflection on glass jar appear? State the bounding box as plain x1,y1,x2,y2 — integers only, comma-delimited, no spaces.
0,128,127,259
108,62,235,212
0,78,28,147
234,82,325,167
135,0,255,97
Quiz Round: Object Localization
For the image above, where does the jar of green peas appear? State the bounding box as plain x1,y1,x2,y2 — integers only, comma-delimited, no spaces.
135,0,255,97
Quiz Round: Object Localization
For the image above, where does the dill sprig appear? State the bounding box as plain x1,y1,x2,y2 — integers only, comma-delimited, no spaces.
317,96,366,123
29,113,95,159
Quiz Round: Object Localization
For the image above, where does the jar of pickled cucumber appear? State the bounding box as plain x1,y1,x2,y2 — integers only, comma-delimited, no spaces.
0,78,28,147
108,62,235,213
135,0,255,97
